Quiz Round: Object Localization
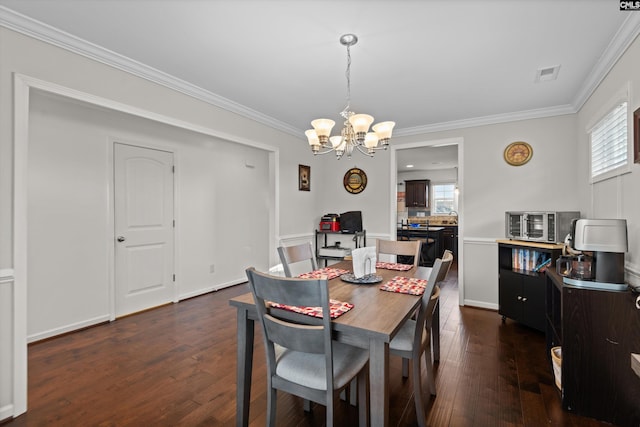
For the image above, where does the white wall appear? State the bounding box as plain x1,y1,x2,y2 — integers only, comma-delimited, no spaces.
27,91,272,340
315,153,393,240
576,34,640,287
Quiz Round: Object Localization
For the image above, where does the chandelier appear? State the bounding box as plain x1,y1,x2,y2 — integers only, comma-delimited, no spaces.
305,34,395,159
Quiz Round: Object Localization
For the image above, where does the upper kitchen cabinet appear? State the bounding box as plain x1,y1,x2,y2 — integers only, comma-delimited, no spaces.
405,180,430,208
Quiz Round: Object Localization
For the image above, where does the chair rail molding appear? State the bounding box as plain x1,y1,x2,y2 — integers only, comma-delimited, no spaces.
0,268,14,283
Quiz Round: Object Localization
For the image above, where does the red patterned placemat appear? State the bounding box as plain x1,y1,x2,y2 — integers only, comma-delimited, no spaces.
379,276,428,295
376,262,413,271
269,299,354,319
297,267,349,280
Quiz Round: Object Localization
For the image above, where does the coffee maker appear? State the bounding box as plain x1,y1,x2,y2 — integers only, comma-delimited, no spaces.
560,218,628,291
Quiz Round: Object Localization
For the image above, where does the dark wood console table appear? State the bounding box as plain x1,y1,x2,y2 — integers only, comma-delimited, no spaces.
546,269,640,426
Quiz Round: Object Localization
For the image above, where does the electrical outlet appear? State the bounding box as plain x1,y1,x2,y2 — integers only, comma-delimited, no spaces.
209,264,215,274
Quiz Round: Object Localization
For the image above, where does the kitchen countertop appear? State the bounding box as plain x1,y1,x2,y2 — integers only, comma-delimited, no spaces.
398,226,445,232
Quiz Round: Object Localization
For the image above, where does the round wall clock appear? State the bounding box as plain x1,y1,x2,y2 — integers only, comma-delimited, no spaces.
504,141,533,166
343,167,367,194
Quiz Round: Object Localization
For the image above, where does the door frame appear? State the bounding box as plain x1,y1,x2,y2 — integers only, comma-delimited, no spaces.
390,137,465,306
11,73,280,417
109,140,179,320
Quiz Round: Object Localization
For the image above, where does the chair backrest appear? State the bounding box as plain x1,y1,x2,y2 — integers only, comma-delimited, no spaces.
245,267,335,391
277,242,318,277
412,256,451,354
436,249,454,283
376,239,421,267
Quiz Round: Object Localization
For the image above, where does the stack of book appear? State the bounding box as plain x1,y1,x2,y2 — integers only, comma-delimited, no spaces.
512,248,551,272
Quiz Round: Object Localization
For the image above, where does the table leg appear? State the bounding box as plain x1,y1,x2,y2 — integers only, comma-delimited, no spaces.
236,308,254,427
369,338,389,427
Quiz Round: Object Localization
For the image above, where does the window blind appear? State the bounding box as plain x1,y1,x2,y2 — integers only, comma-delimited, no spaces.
591,101,628,180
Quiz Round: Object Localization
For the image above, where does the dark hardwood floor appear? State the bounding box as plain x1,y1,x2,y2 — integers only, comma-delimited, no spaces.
3,264,613,426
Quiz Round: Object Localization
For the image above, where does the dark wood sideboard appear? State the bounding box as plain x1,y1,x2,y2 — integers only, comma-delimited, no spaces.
546,268,640,426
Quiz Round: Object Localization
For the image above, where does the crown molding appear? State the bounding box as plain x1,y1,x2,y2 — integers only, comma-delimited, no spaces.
2,6,639,139
571,12,640,111
0,6,300,137
395,104,576,136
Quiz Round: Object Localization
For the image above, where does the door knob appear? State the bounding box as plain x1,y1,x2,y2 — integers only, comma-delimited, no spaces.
117,236,126,242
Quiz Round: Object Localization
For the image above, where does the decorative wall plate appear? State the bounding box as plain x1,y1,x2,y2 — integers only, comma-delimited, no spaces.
343,167,367,194
504,141,533,166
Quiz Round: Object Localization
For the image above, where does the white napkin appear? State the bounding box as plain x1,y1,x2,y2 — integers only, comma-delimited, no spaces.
352,246,377,278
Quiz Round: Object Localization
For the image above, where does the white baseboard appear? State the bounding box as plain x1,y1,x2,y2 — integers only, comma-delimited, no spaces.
463,299,499,311
178,277,247,300
0,404,14,423
27,314,111,343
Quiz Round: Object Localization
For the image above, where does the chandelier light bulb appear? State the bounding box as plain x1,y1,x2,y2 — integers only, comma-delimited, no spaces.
349,114,374,135
311,119,335,144
329,135,344,148
364,132,379,150
372,121,395,139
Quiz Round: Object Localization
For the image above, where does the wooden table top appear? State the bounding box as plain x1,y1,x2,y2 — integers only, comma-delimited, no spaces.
229,261,430,343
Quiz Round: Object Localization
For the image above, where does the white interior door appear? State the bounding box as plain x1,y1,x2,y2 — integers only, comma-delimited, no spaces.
114,143,174,317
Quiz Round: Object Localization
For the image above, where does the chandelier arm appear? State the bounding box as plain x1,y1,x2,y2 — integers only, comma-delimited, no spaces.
354,144,374,157
312,146,341,156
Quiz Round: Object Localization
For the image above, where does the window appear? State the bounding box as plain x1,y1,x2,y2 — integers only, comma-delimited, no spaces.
432,183,457,214
590,100,629,182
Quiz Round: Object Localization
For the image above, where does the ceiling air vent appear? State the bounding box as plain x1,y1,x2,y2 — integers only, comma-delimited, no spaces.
535,65,560,82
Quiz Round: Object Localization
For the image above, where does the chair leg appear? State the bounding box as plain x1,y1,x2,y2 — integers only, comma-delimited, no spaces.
411,355,426,427
424,348,436,396
432,301,440,362
402,357,409,378
357,369,369,427
349,377,357,406
326,396,335,427
267,387,277,427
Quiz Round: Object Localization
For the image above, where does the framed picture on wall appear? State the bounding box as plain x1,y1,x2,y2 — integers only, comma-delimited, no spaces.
634,107,640,164
299,164,310,191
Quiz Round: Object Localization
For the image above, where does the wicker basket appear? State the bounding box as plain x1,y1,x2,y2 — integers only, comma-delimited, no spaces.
551,346,562,390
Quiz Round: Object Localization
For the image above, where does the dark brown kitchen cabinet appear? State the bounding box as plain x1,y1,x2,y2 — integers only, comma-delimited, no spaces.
546,269,640,426
404,180,429,208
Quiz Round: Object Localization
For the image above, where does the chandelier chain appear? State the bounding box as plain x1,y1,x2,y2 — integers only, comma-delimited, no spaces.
342,43,352,119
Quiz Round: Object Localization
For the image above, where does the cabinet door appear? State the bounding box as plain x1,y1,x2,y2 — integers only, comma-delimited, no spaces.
442,227,455,253
562,286,640,425
521,275,546,332
405,180,429,208
499,270,522,322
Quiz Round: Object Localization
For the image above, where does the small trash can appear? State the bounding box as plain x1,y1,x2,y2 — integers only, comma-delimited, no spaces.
551,346,562,390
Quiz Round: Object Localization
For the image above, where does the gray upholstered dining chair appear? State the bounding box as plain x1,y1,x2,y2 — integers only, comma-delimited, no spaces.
277,242,318,277
389,255,452,427
375,239,422,268
245,267,369,427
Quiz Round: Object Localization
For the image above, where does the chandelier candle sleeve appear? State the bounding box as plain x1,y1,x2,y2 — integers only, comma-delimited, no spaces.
305,33,395,159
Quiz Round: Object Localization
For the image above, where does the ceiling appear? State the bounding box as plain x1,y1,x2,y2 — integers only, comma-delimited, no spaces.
1,1,638,172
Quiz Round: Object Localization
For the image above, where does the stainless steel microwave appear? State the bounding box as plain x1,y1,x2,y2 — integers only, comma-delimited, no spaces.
505,211,580,243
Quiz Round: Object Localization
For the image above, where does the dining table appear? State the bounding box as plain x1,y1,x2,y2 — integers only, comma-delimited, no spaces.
229,260,432,427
